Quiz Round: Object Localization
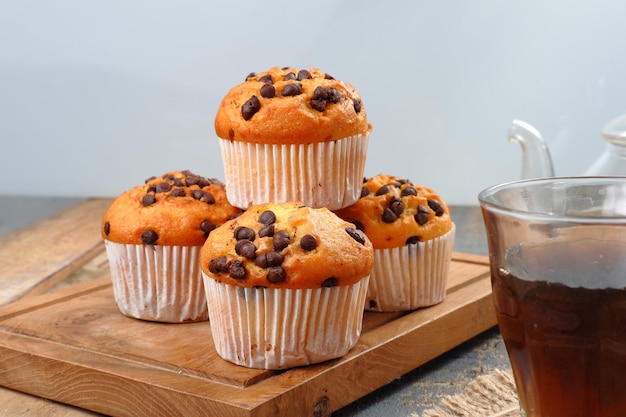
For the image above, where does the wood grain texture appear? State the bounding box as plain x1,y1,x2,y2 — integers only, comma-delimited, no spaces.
0,200,496,416
0,198,113,305
0,253,494,417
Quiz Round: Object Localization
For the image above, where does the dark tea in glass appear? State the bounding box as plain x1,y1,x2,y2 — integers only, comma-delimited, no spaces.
479,177,626,417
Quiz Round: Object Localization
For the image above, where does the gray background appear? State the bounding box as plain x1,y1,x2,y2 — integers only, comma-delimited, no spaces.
2,0,624,205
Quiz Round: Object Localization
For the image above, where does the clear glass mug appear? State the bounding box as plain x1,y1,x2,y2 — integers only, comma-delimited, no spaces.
478,177,626,417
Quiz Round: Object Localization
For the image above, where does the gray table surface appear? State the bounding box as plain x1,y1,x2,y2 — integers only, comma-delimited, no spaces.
0,195,510,417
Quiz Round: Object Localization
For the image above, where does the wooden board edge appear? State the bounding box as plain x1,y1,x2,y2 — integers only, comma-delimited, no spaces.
0,269,496,417
245,275,497,416
2,241,106,306
0,253,497,417
0,277,112,321
0,338,251,417
451,251,488,265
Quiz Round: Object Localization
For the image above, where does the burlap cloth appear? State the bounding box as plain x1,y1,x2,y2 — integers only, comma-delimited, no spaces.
420,369,521,417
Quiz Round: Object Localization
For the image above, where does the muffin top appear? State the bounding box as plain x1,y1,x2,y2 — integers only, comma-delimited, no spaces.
334,174,454,249
201,201,374,289
102,170,242,246
214,66,372,145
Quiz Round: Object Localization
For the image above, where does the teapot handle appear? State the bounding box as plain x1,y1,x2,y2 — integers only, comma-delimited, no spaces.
508,119,555,179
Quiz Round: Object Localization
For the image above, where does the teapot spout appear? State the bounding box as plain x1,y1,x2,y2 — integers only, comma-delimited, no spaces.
508,119,555,179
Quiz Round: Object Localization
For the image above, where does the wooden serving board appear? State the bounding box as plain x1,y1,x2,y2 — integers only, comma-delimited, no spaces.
0,253,494,417
0,198,496,417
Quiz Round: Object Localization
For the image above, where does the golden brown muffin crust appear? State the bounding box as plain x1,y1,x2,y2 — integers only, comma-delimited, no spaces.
102,170,242,246
214,67,372,144
201,201,374,289
334,174,454,249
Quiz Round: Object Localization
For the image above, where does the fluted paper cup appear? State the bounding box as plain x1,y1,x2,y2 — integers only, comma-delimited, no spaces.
203,275,370,369
219,133,370,210
104,241,208,323
366,224,455,312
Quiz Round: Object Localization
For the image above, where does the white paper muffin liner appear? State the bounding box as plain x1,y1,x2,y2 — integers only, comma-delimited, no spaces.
366,225,456,312
203,275,370,369
104,241,208,323
219,133,370,210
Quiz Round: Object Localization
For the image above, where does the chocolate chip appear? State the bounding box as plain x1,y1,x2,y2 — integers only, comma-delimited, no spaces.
401,186,418,196
171,188,186,197
360,187,370,198
185,174,200,186
197,177,211,188
156,182,171,193
235,240,257,259
428,199,445,216
145,176,157,184
375,185,391,196
312,86,325,100
415,204,430,225
406,236,420,245
311,86,341,112
259,224,275,238
103,221,110,236
193,190,215,204
200,220,216,237
209,256,230,274
234,226,255,241
345,227,366,245
310,99,326,112
142,194,156,206
191,189,204,201
229,260,247,279
242,95,261,121
258,210,276,225
255,251,284,268
257,73,272,84
353,98,362,113
245,72,256,81
389,197,404,216
146,184,157,194
283,72,296,81
260,84,275,98
297,69,312,80
352,220,364,232
382,208,398,223
273,230,290,251
324,73,335,80
166,175,184,187
300,234,318,251
267,266,286,283
321,277,338,287
282,83,302,96
326,87,341,103
141,230,158,245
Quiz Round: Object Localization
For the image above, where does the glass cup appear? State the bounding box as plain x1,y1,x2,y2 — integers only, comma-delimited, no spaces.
478,177,626,417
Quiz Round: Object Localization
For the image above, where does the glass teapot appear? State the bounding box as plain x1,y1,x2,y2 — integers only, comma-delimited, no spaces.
508,113,626,179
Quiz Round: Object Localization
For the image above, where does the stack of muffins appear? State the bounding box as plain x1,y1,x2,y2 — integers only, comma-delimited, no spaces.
101,66,455,370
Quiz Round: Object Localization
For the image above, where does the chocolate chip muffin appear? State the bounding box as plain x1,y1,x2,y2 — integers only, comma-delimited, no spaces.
214,66,372,210
334,174,455,312
200,201,374,369
102,170,242,323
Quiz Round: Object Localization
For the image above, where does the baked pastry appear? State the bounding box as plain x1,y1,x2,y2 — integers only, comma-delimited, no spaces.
101,170,242,323
200,201,374,369
334,174,455,312
214,66,372,210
